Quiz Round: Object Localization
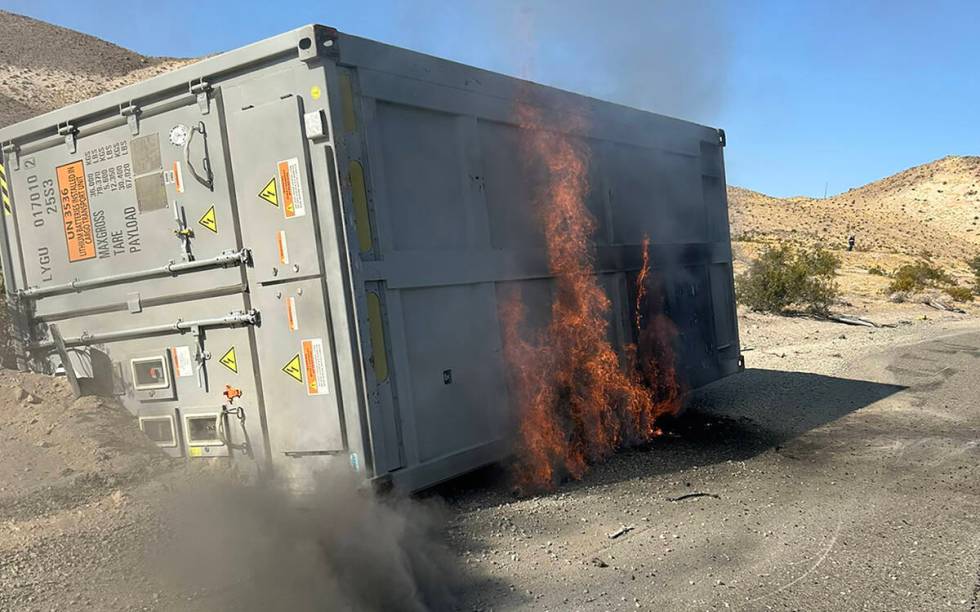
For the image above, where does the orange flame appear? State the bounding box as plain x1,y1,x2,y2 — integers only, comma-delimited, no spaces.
635,235,651,334
501,104,681,492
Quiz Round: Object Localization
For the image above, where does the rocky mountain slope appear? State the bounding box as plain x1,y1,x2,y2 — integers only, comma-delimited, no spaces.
729,156,980,259
0,10,192,128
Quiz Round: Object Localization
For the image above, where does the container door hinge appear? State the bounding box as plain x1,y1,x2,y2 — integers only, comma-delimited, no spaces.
120,103,141,136
189,80,212,115
2,143,20,170
57,123,78,154
717,128,727,147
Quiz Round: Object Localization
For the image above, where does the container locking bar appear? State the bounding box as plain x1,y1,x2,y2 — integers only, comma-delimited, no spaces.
19,248,251,300
30,309,260,352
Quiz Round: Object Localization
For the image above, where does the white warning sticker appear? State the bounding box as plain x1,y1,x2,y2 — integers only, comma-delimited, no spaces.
286,296,299,331
277,157,306,219
301,338,329,396
276,230,289,265
171,346,194,378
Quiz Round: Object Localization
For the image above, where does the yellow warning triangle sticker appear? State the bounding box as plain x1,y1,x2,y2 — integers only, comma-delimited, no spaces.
198,205,218,233
259,177,278,207
219,346,238,373
282,354,303,382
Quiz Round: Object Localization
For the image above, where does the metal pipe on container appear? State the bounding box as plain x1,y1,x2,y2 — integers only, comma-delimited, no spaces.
31,309,259,350
19,249,251,300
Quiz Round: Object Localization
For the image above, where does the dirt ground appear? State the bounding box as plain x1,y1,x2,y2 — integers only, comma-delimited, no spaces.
1,300,978,611
446,303,980,611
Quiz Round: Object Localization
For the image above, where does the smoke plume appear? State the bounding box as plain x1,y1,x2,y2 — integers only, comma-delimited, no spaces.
394,0,731,125
153,468,460,611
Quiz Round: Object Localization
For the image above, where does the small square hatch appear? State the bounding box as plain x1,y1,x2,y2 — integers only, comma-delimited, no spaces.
183,412,229,458
139,415,177,448
131,356,171,390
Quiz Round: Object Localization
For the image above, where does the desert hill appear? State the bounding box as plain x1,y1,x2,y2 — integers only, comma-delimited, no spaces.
0,10,193,127
730,156,980,259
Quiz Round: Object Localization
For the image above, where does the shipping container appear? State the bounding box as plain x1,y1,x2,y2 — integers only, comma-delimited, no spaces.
0,25,740,491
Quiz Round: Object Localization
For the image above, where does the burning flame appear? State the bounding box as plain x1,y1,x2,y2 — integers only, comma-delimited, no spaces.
501,104,681,493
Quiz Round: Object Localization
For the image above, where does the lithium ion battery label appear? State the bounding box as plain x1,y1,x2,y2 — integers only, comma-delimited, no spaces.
277,158,306,218
219,346,238,373
282,354,303,383
56,161,96,262
198,205,218,233
301,338,329,395
259,177,278,207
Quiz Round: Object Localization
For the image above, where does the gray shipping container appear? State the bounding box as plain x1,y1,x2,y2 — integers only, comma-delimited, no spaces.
0,25,740,491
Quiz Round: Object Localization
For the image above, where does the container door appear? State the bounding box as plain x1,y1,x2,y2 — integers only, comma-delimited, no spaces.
5,97,243,319
0,90,270,464
224,91,345,455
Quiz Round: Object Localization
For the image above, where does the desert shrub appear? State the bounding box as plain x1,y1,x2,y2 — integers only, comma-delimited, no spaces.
736,244,840,315
867,265,887,276
944,285,974,302
968,255,980,294
888,261,954,293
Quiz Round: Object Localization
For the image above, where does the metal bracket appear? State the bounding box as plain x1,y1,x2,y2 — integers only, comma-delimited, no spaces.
57,123,78,154
189,80,212,115
304,110,329,141
223,247,252,267
120,103,141,136
50,324,81,398
2,143,20,170
172,203,194,262
126,291,142,314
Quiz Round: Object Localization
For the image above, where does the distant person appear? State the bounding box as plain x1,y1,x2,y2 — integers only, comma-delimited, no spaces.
847,235,856,251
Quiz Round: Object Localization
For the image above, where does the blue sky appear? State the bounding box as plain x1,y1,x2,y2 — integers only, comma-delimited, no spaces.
4,0,978,197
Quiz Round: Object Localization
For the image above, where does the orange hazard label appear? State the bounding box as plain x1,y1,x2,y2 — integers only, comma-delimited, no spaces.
56,161,96,262
286,296,299,331
277,158,306,219
173,161,184,193
301,338,328,396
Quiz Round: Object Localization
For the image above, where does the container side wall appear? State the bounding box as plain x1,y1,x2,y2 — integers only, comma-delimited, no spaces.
335,33,740,491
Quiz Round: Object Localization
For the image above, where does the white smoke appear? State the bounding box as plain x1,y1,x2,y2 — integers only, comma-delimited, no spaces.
391,0,732,125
